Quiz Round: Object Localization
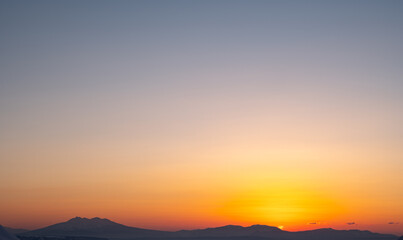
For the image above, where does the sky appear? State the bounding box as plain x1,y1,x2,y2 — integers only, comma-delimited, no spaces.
0,0,402,235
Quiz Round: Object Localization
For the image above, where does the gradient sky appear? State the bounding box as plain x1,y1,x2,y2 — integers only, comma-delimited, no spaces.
1,0,402,235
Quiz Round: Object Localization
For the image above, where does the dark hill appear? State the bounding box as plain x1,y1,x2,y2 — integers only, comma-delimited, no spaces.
3,228,28,235
0,225,19,240
176,224,283,237
21,217,168,239
19,218,399,240
293,228,397,240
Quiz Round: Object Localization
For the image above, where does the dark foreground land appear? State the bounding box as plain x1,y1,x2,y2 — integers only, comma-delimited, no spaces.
2,217,401,240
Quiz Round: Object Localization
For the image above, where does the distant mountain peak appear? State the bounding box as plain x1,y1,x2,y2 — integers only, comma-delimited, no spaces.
19,219,399,240
67,217,79,221
215,225,243,229
67,217,88,222
175,224,284,238
248,224,281,230
69,217,101,220
66,217,113,224
21,217,163,238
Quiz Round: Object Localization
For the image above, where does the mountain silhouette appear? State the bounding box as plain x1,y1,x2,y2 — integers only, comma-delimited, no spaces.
176,224,283,237
19,217,399,240
292,228,397,240
177,226,397,240
0,225,19,240
3,226,29,235
3,228,28,235
21,217,167,238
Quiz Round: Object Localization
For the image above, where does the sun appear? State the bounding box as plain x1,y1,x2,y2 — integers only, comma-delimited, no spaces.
278,225,284,230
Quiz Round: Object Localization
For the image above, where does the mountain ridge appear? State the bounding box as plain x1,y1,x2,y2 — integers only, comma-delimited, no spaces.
2,228,28,235
18,217,399,240
21,217,167,238
0,225,19,240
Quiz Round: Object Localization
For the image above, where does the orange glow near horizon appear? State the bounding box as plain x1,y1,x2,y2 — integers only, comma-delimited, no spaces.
2,171,402,235
1,145,402,235
217,186,344,226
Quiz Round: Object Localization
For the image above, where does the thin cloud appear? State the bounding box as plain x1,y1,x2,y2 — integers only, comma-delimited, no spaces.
346,222,355,225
